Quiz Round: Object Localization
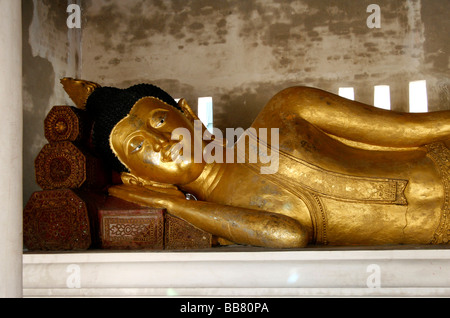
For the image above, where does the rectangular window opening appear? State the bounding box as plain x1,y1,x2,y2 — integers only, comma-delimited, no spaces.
338,87,355,101
198,97,214,133
409,80,428,113
374,85,391,110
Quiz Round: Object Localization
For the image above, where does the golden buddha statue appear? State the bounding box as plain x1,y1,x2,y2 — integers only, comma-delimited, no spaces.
61,77,450,248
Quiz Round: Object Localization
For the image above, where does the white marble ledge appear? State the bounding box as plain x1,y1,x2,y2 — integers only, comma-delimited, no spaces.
23,246,450,297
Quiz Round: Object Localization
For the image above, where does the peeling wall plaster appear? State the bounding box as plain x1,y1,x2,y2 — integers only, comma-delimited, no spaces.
22,0,82,204
80,0,449,127
23,0,449,205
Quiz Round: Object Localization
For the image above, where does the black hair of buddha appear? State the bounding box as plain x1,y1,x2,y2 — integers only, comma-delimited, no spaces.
85,83,181,173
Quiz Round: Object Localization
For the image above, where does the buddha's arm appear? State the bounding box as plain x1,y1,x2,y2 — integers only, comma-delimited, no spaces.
267,87,450,148
109,184,308,248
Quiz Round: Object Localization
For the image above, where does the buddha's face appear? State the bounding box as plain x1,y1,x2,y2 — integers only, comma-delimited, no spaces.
110,97,206,185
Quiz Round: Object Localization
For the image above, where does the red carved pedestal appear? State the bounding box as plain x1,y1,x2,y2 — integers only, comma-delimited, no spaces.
44,105,91,144
23,190,99,251
34,141,108,190
165,214,213,250
98,196,165,250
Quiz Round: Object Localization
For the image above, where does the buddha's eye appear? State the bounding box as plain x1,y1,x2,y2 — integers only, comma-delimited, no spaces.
149,109,168,128
128,136,145,154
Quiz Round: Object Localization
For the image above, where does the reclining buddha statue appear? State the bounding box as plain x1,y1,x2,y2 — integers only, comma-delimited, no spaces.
61,78,450,248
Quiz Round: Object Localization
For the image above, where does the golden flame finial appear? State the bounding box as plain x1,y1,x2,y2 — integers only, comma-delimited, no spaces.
60,77,101,110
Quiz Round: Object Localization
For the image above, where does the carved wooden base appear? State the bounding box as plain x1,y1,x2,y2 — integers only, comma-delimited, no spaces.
165,214,213,250
98,196,213,250
34,141,109,190
44,106,91,144
98,196,165,250
24,190,214,251
23,189,99,251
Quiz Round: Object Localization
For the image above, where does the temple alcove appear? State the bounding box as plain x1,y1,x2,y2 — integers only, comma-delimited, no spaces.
23,0,450,205
17,0,450,298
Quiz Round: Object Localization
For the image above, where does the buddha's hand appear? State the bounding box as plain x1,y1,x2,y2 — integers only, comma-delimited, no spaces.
108,184,183,209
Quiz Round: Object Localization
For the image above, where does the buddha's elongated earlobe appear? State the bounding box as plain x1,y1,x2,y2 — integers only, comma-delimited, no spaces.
60,77,101,110
178,98,220,142
178,98,200,123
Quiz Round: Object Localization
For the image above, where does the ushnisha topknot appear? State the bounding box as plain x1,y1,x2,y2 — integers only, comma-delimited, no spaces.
84,82,180,173
60,78,101,110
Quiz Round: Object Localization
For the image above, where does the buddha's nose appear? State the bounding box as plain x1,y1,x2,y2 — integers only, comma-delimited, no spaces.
150,130,170,152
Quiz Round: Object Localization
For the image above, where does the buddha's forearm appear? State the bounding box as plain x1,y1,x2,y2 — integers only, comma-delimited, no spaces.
265,87,450,147
304,102,450,147
167,197,308,248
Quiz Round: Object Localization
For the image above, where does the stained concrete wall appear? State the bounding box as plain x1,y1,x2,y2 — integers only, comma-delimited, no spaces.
23,0,450,205
81,0,450,126
22,0,82,204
